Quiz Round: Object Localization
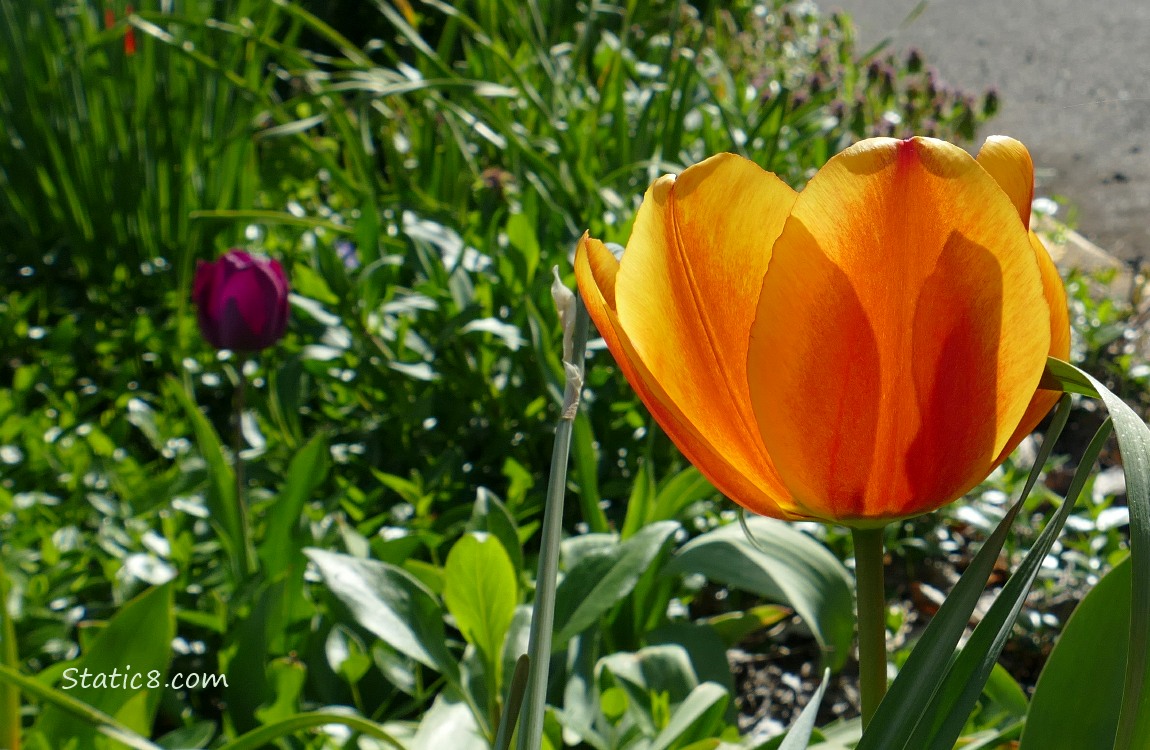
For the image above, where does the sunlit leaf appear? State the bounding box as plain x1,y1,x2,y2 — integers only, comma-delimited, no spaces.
443,533,518,679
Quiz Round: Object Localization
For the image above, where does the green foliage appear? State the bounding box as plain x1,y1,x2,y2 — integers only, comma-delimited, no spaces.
1020,555,1132,749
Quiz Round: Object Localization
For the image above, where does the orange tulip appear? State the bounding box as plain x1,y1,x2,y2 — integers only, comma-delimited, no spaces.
576,136,1070,525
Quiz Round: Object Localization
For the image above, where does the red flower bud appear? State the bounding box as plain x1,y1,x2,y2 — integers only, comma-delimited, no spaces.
193,249,289,352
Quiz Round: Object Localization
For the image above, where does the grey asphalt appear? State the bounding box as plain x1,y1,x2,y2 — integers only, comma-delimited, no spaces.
826,0,1150,263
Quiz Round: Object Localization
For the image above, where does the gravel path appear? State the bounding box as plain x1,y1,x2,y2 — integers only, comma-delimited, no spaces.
826,0,1150,263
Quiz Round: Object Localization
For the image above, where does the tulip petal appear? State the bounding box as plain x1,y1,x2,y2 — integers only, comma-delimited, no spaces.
975,137,1073,463
577,237,795,518
576,153,803,517
994,232,1073,463
975,135,1035,228
749,137,1050,521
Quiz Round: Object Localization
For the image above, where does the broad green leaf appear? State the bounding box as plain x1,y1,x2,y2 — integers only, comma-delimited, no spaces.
647,623,736,702
553,521,679,643
36,583,174,749
260,433,329,573
667,517,853,671
857,395,1072,750
443,533,518,677
600,686,629,721
305,548,459,683
557,632,606,749
1019,556,1131,749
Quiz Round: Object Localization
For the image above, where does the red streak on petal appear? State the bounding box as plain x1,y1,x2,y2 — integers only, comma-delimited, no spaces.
896,137,918,171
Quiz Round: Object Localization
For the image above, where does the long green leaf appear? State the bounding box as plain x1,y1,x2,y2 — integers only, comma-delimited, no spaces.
856,394,1072,749
0,567,19,750
1043,358,1150,749
907,417,1112,749
260,434,329,573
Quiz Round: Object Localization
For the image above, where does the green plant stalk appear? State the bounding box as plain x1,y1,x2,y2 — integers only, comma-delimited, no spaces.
0,567,20,750
852,525,888,727
516,289,590,750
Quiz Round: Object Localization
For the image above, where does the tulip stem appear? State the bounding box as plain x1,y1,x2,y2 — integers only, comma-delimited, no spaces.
852,525,888,728
233,361,254,576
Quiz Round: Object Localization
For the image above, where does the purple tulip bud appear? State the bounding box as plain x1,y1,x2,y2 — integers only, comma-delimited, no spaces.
193,249,289,352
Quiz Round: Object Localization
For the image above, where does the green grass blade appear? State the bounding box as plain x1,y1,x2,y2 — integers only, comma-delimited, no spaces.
188,209,353,234
856,394,1073,750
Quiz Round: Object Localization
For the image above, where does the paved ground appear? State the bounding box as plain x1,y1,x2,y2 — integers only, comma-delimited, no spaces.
826,0,1150,264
